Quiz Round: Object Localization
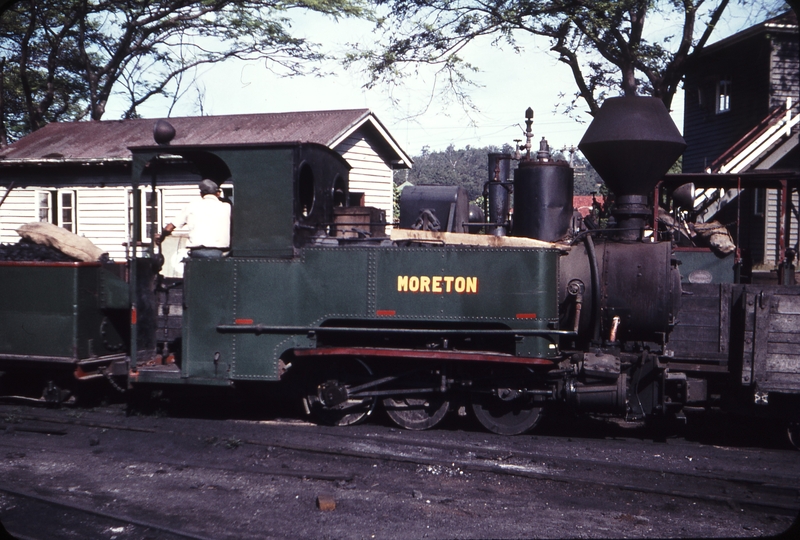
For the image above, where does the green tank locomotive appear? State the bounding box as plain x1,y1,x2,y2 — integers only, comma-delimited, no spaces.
126,137,567,434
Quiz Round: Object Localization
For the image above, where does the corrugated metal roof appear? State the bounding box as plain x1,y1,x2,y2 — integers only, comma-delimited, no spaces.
0,109,383,160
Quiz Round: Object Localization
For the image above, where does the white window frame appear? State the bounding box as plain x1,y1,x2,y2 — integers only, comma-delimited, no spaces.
36,190,52,223
36,189,77,233
716,80,731,114
59,190,76,233
128,188,163,243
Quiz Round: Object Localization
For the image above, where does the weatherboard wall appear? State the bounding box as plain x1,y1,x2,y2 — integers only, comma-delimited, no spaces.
335,134,394,224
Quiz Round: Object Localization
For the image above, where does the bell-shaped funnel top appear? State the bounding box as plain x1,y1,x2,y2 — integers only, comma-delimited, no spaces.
579,97,686,197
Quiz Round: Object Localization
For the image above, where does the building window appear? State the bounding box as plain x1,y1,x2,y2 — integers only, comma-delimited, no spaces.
144,190,161,241
129,189,162,242
754,188,766,217
37,189,76,232
37,191,51,222
60,191,75,232
716,80,731,113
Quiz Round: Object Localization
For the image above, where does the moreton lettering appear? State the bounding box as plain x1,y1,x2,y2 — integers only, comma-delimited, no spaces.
397,276,478,294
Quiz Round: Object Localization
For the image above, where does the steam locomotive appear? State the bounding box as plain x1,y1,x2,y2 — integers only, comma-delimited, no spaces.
1,97,798,447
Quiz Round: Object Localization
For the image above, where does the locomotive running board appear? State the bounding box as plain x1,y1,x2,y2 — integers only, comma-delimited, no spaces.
293,347,555,366
217,324,576,337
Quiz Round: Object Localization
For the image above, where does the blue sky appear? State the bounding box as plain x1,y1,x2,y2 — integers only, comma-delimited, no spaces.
104,4,777,156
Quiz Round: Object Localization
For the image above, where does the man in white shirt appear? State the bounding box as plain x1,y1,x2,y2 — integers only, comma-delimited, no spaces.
158,179,231,258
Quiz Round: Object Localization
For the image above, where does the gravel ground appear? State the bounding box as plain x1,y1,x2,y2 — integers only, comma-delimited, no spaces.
0,399,798,539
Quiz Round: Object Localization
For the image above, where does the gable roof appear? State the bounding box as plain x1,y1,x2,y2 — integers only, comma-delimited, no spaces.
699,10,797,56
0,109,412,168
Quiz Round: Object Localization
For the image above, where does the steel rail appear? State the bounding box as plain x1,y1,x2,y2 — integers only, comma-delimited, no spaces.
6,408,798,518
0,485,217,540
233,432,800,517
0,424,356,485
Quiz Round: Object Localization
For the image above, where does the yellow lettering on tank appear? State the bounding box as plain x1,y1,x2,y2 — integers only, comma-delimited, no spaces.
443,276,455,292
432,276,443,293
397,275,409,292
466,277,478,294
395,275,479,294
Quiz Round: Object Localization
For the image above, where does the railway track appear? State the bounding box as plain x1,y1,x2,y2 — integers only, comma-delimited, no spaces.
0,484,215,540
240,429,800,517
2,405,798,523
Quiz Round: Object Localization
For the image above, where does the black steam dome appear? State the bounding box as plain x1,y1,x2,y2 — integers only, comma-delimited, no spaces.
578,96,686,198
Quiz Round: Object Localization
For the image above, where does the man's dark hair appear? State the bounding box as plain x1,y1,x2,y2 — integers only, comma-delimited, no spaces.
199,179,219,195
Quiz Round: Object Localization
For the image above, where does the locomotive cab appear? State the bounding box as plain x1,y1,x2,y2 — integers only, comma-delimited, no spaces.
127,139,356,381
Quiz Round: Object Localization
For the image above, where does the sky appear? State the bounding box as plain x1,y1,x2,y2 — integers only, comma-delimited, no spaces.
104,4,781,158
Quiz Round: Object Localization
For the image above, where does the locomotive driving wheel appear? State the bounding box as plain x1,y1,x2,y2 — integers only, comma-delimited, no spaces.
303,357,377,427
383,395,450,431
471,392,544,435
469,366,546,435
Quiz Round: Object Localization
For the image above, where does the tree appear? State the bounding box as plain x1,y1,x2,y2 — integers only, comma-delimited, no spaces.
400,142,605,199
566,150,603,195
352,0,788,116
0,0,367,144
398,143,512,201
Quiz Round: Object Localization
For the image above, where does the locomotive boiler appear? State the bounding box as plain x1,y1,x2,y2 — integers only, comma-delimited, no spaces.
0,97,798,447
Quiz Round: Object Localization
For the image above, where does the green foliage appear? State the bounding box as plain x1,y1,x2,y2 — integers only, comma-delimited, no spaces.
397,142,602,200
0,0,369,143
570,152,604,195
669,156,683,174
393,181,405,223
396,143,509,201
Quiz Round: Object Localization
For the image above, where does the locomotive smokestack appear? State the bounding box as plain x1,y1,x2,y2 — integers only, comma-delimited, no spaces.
579,97,686,240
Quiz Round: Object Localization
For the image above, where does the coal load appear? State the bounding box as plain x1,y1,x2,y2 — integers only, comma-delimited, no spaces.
0,239,80,262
